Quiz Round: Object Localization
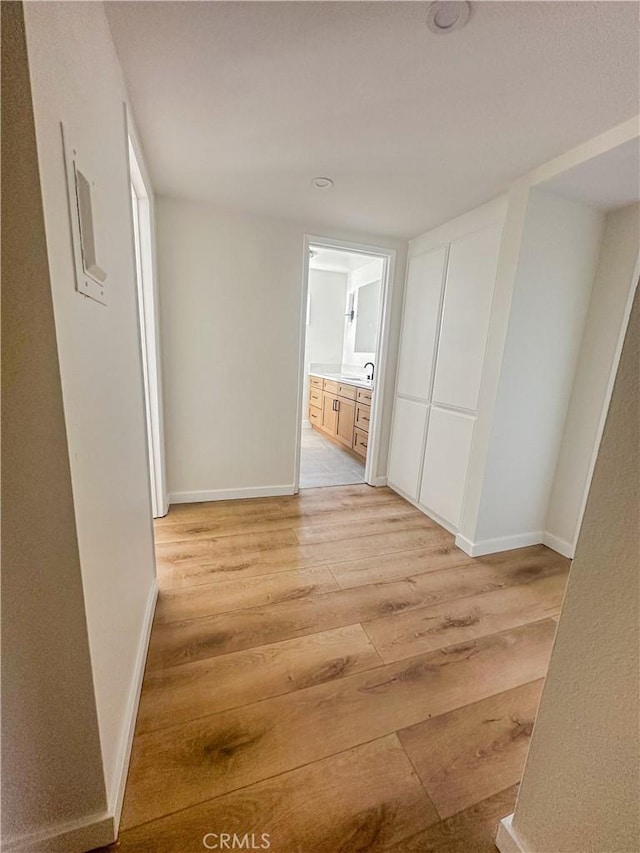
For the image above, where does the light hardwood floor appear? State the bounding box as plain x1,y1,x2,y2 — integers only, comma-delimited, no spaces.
102,485,569,852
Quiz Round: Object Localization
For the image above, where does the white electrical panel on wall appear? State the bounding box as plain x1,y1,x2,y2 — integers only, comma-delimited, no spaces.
61,123,107,305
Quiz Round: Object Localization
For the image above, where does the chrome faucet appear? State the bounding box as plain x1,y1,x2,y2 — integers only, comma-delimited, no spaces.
364,362,375,381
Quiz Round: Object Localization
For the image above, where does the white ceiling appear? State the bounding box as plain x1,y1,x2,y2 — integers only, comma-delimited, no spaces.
309,247,375,274
107,1,640,239
541,138,640,211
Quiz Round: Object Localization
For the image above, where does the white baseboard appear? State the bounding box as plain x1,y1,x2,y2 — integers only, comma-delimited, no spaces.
542,530,574,559
454,531,543,557
169,485,296,504
387,483,459,536
419,504,458,536
456,530,573,559
111,577,158,830
496,814,527,853
369,476,388,487
4,579,158,853
2,811,114,852
454,532,475,556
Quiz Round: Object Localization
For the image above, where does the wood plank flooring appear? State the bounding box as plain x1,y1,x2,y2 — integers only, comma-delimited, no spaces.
101,485,569,852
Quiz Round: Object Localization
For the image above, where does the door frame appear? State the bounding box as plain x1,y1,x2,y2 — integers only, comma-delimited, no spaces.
127,121,168,518
294,234,397,491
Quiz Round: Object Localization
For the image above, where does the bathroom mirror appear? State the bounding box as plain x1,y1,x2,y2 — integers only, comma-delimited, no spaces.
354,280,381,353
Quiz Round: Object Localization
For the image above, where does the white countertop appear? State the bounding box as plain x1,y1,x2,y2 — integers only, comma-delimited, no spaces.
309,371,374,391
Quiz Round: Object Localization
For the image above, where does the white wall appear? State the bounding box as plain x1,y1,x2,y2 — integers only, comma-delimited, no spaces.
2,5,109,849
157,196,407,499
459,122,640,560
545,202,640,552
342,258,384,369
23,0,157,830
502,286,639,853
303,269,347,414
463,189,604,552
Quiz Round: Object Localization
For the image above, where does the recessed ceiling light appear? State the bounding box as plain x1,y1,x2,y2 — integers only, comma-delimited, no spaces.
312,177,333,189
426,1,471,35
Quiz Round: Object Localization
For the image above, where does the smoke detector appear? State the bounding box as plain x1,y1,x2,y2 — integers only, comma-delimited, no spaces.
426,1,471,34
311,177,333,189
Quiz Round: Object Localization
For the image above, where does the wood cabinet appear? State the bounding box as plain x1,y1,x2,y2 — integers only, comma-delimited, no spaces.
353,427,369,458
308,406,322,428
335,397,355,448
337,382,357,401
321,390,337,435
356,387,373,406
309,387,323,409
355,402,371,432
308,375,373,461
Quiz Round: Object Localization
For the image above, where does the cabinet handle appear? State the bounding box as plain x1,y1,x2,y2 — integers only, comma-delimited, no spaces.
362,441,367,448
332,399,339,411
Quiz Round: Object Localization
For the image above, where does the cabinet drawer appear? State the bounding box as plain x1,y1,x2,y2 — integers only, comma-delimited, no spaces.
309,375,323,389
308,406,322,427
355,403,371,432
309,388,323,408
337,382,357,401
323,379,338,394
356,387,373,405
353,428,369,458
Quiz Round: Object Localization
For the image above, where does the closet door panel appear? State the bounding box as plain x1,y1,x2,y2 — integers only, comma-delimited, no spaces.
419,406,475,529
396,246,448,400
388,397,429,501
432,223,503,411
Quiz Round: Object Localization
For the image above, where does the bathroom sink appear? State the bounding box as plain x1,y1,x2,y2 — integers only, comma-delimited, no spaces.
318,372,373,387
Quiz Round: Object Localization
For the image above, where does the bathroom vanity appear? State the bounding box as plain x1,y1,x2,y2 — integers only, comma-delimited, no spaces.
308,372,373,460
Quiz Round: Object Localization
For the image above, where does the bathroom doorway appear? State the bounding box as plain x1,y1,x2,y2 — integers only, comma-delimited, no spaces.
295,237,395,490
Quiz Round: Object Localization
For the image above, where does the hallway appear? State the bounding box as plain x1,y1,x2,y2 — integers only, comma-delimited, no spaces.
110,485,568,852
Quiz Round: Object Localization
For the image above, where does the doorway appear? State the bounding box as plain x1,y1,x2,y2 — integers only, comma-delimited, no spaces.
128,133,167,518
295,237,395,491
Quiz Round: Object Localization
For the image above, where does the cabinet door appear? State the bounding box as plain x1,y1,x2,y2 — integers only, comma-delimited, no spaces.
396,245,448,401
353,428,369,458
308,406,322,429
419,406,475,529
321,392,337,435
388,397,429,500
309,387,323,409
432,223,503,412
335,397,355,448
355,402,371,432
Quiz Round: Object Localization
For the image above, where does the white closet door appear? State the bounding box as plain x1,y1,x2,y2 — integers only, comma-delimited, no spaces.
388,398,429,500
432,223,503,411
419,406,475,528
396,245,447,400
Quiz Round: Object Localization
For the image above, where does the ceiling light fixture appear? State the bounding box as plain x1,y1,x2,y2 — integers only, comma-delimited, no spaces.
311,177,333,189
426,1,471,34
